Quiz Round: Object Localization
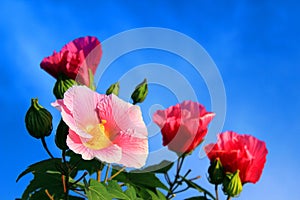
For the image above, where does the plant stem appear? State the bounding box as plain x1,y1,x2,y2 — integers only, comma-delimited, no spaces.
70,189,87,198
109,167,126,181
41,137,54,159
97,170,101,182
166,155,186,199
70,171,88,186
215,185,219,200
62,150,69,200
45,189,55,200
226,196,232,200
104,164,111,183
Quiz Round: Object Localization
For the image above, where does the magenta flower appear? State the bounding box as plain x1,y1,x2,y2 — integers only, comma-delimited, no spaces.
40,36,102,86
52,86,148,168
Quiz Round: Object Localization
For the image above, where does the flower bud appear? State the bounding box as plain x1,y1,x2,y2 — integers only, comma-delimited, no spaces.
25,98,53,139
208,158,225,185
53,73,77,99
55,119,69,150
131,78,148,104
222,170,243,197
106,81,120,96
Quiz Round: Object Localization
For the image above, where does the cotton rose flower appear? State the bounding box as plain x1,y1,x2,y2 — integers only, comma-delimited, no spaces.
52,86,148,168
40,36,102,86
153,101,215,154
204,131,268,184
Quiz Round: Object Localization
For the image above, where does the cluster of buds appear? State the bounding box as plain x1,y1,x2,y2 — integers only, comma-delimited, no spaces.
208,158,243,197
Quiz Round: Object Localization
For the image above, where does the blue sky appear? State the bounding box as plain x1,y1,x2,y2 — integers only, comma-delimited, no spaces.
0,0,299,199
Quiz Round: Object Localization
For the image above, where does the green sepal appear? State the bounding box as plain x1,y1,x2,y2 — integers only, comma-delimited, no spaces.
131,78,148,104
25,98,53,139
222,170,243,197
106,81,120,96
208,158,225,185
53,73,77,99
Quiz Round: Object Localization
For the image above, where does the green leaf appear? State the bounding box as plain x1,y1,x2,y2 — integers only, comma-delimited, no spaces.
144,189,163,200
156,189,167,199
29,189,84,200
124,185,137,199
185,196,209,200
106,180,131,200
135,188,166,200
67,150,103,176
112,170,168,191
28,189,49,200
85,179,112,200
180,176,215,200
131,160,174,174
16,158,62,182
22,171,64,200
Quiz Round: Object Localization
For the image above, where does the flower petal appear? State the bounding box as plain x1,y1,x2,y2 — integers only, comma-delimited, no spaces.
113,129,148,168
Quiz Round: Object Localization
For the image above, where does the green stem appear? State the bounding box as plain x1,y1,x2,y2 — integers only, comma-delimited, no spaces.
215,185,219,200
41,137,54,159
109,167,126,181
166,155,186,199
70,171,88,186
104,164,111,183
226,196,231,200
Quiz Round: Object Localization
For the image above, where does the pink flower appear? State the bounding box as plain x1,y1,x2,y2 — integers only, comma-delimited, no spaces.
153,101,215,153
40,36,102,86
204,131,268,184
52,86,148,168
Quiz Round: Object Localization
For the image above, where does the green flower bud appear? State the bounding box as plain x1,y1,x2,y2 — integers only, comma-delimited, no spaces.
25,98,53,139
223,170,243,197
55,119,69,150
106,81,120,96
53,73,77,99
208,158,225,185
131,78,148,104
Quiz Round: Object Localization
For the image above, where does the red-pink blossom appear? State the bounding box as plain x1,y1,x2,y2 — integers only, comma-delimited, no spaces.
40,36,101,86
52,86,148,168
204,131,268,184
153,101,215,153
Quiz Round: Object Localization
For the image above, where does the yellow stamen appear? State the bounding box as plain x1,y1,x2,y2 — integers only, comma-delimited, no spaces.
84,123,111,150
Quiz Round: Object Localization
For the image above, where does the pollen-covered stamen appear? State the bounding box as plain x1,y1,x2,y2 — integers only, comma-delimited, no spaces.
84,121,111,150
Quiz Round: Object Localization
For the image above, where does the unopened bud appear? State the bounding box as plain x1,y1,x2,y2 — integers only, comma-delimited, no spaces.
55,119,69,150
25,98,53,139
222,170,243,197
131,78,148,104
106,82,120,96
53,73,76,99
208,158,225,185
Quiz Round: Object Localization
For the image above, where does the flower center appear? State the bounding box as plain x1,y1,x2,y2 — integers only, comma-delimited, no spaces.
84,120,111,150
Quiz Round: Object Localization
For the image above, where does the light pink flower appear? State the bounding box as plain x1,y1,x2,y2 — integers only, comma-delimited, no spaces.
52,86,148,168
